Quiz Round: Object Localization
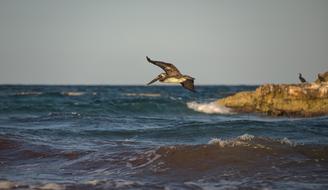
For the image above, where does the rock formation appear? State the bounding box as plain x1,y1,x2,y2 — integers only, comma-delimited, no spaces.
217,80,328,117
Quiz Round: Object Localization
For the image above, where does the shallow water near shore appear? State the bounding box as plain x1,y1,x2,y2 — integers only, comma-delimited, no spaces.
0,85,328,190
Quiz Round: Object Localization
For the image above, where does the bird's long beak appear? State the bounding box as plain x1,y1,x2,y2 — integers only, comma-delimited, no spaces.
147,76,160,85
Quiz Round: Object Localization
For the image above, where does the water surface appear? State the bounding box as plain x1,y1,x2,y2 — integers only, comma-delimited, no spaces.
0,85,327,189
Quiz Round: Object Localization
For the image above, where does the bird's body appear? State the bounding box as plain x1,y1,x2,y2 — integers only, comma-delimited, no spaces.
146,56,195,92
318,74,325,82
299,73,307,83
162,76,187,83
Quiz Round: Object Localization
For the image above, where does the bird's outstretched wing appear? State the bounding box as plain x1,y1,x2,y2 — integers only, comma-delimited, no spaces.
146,56,182,76
181,79,196,92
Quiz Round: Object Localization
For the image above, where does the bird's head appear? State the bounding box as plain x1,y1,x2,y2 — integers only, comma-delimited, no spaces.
159,73,166,79
147,73,167,85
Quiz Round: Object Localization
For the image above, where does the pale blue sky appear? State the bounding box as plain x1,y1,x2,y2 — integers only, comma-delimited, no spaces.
0,0,327,85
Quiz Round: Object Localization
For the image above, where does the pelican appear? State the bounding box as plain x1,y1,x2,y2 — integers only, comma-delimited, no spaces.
318,73,326,83
146,56,195,92
298,73,306,83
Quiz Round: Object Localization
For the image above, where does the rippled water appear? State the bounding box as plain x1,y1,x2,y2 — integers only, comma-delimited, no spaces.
0,85,327,190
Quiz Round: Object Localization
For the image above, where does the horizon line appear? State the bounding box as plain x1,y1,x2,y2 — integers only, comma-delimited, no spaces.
0,83,262,86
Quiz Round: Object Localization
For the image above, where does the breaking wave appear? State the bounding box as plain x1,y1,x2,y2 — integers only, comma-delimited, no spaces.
207,133,296,147
11,91,96,97
127,134,328,174
186,101,233,114
60,91,85,96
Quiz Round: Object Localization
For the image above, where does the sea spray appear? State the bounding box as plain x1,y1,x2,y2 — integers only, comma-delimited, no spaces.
186,101,233,114
208,134,254,147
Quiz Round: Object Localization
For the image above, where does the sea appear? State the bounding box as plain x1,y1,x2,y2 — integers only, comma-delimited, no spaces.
0,85,327,190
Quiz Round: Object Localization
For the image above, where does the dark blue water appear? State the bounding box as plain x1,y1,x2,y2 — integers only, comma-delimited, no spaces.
0,85,327,190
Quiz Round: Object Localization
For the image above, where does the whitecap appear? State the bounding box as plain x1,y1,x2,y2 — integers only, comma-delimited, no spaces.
280,137,297,147
208,138,230,147
85,179,101,186
61,92,85,96
15,92,42,96
237,134,255,141
209,134,297,149
123,93,161,97
39,183,64,190
187,101,233,114
208,134,255,147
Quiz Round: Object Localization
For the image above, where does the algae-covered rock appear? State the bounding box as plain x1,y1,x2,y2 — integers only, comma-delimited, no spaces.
217,82,328,117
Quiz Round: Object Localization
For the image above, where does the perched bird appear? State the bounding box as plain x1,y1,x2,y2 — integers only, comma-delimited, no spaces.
298,73,307,83
146,56,196,92
318,73,326,83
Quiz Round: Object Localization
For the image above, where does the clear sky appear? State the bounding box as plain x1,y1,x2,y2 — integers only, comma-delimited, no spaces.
0,0,327,85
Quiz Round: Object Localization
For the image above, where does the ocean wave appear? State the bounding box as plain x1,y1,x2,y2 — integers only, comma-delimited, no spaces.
127,150,161,169
128,135,327,174
122,93,161,97
14,92,43,96
186,101,233,114
0,179,152,190
2,134,328,189
208,134,297,148
0,136,82,161
0,180,65,190
10,91,95,97
208,133,255,147
0,137,20,150
61,92,85,96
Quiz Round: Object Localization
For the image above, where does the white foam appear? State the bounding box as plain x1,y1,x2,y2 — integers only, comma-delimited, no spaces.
187,101,233,114
209,134,298,149
127,150,162,169
39,183,64,190
280,137,297,147
85,180,102,186
123,93,161,97
114,179,142,188
15,92,42,96
61,92,85,96
208,138,230,147
208,134,254,147
237,134,255,141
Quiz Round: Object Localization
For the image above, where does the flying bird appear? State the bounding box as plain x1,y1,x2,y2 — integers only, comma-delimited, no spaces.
146,56,195,92
318,73,326,83
298,73,307,83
